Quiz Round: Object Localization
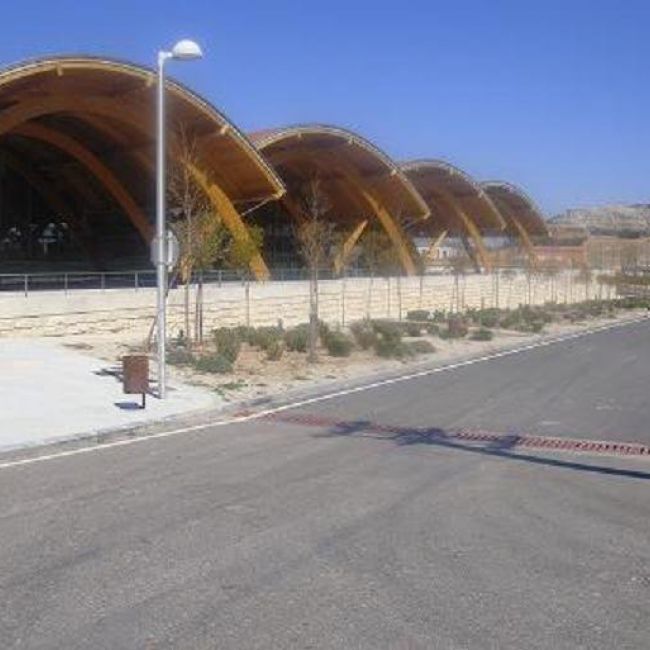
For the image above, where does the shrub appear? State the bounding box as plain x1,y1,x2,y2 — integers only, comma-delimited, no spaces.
470,328,494,341
371,319,402,341
284,324,310,352
167,347,194,366
616,297,650,310
250,326,283,351
375,338,411,358
407,340,436,355
194,353,233,374
318,319,332,340
323,330,354,357
406,309,430,322
513,319,545,333
431,309,447,323
349,320,376,350
371,320,407,358
476,308,500,328
212,327,241,363
425,322,440,336
234,325,257,345
446,316,468,338
265,339,284,361
402,322,422,337
499,312,521,330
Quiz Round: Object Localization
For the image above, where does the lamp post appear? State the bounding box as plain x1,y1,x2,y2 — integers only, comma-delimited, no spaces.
156,39,203,399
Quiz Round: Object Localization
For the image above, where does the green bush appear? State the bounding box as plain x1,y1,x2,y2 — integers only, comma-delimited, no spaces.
284,324,310,352
374,338,411,358
425,322,440,336
407,340,436,355
234,326,257,345
406,309,430,322
212,327,241,363
323,330,354,357
402,322,422,337
512,319,545,333
616,297,650,310
446,316,468,338
476,308,500,328
499,312,521,330
431,309,447,323
349,320,376,350
167,347,194,366
250,326,283,351
371,320,407,358
194,353,233,374
470,328,494,341
265,339,284,361
318,319,332,340
371,319,402,341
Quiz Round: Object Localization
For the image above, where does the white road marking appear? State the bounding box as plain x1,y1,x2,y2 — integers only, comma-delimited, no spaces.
1,315,647,472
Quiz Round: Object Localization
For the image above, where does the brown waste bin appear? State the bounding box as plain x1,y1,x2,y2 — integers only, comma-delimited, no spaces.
122,354,149,408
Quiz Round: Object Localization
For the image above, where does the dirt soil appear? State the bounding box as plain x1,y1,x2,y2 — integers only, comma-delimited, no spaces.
57,309,647,406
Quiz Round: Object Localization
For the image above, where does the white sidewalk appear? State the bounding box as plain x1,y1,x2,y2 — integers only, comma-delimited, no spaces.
0,339,220,451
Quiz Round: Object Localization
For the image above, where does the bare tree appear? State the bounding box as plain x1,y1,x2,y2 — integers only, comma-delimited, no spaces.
167,127,267,344
357,228,401,317
293,178,336,362
167,128,223,345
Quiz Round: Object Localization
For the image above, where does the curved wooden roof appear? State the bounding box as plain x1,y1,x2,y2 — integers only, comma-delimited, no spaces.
481,181,548,237
250,124,430,222
401,159,506,234
0,56,284,206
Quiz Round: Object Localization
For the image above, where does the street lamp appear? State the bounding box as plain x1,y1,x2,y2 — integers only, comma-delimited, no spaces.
156,39,203,399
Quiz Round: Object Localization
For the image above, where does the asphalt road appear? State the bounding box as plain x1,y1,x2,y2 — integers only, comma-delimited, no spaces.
1,321,650,649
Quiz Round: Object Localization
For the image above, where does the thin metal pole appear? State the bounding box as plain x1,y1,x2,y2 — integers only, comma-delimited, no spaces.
156,52,169,399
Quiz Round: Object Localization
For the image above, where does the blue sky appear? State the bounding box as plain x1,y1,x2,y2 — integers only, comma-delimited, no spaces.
2,0,649,215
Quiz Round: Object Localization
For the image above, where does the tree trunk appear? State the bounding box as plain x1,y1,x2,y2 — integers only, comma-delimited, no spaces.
308,265,318,363
184,272,191,347
198,271,203,343
245,275,251,328
194,274,204,344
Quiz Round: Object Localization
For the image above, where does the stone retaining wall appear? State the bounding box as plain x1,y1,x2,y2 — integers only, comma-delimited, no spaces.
0,271,616,338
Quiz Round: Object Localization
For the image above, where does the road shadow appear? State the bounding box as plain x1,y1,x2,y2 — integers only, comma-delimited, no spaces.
313,418,650,481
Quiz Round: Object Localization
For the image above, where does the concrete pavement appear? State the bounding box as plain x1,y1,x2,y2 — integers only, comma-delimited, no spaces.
0,339,220,450
1,321,649,649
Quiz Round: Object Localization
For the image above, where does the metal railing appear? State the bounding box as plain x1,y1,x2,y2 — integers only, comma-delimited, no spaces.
0,267,382,296
0,264,595,298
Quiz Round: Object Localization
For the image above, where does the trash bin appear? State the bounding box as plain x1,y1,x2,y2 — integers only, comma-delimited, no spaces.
122,354,149,408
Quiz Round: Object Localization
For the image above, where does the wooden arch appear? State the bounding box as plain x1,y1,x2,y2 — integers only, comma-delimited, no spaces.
481,181,548,251
251,125,430,276
14,122,153,240
0,56,285,279
401,159,508,271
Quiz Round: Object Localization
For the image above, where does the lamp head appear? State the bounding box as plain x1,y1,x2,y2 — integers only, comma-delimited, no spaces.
171,39,203,60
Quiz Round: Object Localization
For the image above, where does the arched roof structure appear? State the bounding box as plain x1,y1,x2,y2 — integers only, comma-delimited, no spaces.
250,125,430,275
401,159,506,270
481,181,548,238
0,56,285,278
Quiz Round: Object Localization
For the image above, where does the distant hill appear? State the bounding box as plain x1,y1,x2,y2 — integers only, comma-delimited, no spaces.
549,204,650,236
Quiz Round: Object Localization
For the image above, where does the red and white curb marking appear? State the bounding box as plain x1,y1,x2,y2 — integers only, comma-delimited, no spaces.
262,411,650,458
